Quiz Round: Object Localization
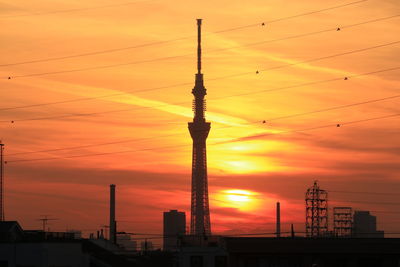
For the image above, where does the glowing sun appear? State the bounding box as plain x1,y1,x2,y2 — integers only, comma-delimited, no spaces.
214,189,262,211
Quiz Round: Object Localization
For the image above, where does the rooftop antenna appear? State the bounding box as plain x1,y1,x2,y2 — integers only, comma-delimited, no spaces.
38,215,58,232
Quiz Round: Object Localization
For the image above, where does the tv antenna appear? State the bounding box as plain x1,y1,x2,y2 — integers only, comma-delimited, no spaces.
38,215,58,232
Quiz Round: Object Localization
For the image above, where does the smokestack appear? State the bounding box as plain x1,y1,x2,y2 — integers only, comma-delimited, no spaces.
110,184,116,244
276,202,281,238
291,223,295,238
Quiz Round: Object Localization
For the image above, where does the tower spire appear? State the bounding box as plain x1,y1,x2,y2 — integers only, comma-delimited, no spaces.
188,19,211,236
197,19,202,74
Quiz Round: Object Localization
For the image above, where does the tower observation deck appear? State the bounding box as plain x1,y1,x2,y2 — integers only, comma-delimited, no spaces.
188,19,211,236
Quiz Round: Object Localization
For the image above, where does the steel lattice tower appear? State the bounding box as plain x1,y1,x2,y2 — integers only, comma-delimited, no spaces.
333,207,352,237
305,181,328,237
188,19,211,236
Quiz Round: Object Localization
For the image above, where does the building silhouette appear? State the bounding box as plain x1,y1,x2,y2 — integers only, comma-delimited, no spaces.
163,210,186,251
353,210,384,238
66,229,82,239
117,233,137,251
188,19,212,236
141,240,154,252
333,207,352,237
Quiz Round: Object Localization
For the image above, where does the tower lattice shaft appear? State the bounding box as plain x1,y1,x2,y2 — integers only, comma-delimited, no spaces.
188,19,211,236
305,181,328,237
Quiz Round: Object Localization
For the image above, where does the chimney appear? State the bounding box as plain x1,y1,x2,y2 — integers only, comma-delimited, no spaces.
291,223,295,238
110,184,116,244
276,202,281,238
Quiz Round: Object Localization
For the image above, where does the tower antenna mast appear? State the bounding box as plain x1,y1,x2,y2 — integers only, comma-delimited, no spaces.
197,19,202,74
188,19,212,236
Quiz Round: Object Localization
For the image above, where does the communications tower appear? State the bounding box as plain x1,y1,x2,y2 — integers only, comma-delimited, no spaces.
189,19,211,236
305,181,328,237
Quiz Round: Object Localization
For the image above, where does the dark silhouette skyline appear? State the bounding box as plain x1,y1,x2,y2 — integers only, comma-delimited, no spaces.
0,0,399,248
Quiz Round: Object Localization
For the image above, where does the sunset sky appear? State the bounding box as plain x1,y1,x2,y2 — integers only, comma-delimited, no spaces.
0,0,399,246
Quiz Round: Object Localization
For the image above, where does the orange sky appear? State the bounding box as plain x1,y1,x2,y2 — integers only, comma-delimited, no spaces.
0,0,399,246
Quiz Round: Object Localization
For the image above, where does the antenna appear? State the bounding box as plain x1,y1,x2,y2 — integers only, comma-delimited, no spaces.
197,18,202,74
38,215,58,232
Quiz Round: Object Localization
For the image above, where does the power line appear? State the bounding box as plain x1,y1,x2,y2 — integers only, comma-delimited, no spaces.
266,94,400,122
334,200,400,206
0,0,157,19
4,53,192,79
6,112,399,163
1,72,398,125
0,40,193,68
1,65,398,124
4,35,398,79
1,65,399,113
0,82,192,111
6,132,185,156
108,231,400,237
330,190,400,196
6,13,396,68
218,113,399,144
257,40,400,73
5,92,399,156
1,52,399,123
5,120,263,158
209,15,400,54
0,0,376,67
371,211,400,214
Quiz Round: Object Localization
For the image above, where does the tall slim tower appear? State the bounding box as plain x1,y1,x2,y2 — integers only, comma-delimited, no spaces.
109,184,116,244
0,142,4,221
189,19,211,236
276,202,281,238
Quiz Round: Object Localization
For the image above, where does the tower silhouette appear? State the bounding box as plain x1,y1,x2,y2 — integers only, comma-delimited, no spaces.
305,181,328,237
188,19,211,236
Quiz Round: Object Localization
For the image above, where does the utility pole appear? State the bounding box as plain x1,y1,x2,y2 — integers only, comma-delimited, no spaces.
0,142,4,221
